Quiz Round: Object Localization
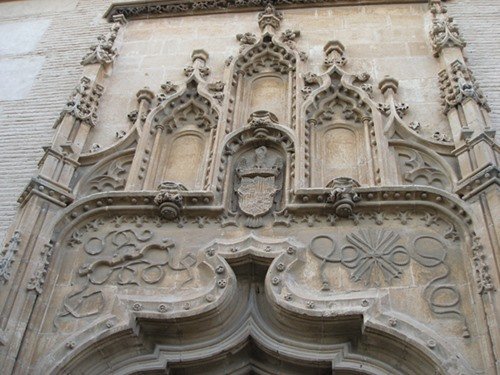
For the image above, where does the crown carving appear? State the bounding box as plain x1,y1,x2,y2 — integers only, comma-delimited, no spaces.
236,146,282,179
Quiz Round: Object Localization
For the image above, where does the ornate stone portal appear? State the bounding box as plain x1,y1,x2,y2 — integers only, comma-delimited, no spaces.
0,2,499,375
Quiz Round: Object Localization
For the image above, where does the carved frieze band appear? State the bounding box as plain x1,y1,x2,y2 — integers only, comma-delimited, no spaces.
104,0,426,21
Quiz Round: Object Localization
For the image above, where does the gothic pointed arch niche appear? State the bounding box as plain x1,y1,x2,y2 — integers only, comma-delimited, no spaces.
138,50,221,191
303,42,377,188
226,4,303,131
219,111,295,227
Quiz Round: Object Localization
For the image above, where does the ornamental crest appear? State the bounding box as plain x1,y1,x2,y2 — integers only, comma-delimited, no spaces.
235,146,284,227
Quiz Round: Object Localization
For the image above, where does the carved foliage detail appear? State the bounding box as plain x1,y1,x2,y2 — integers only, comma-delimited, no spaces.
81,17,125,66
439,60,490,114
27,242,54,294
54,77,104,128
430,16,466,57
0,231,21,284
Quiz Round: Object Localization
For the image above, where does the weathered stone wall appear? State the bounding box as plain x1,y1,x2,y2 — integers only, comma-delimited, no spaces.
0,0,498,250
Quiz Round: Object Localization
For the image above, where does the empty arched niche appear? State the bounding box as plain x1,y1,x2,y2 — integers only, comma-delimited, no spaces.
313,125,367,187
247,75,287,123
161,130,207,190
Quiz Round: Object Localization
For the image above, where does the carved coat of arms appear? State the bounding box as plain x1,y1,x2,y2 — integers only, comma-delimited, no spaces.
235,146,284,227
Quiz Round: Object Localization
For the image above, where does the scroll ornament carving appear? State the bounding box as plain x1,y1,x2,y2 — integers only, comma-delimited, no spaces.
81,16,125,66
27,242,54,294
438,60,490,114
326,177,361,218
310,229,470,333
54,77,104,128
0,231,21,284
154,181,187,220
429,16,466,57
235,146,284,228
57,222,199,327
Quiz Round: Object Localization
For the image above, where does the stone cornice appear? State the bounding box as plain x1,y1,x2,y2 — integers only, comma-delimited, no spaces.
104,0,426,21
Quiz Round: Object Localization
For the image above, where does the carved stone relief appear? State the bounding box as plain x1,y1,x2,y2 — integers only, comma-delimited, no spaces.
53,77,104,128
232,145,284,227
4,4,498,374
77,151,133,197
395,145,452,190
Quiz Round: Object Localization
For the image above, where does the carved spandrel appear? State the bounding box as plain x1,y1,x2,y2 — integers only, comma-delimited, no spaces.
78,153,133,197
396,147,452,190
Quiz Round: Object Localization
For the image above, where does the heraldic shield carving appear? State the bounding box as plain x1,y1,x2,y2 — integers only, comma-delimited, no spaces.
235,146,284,227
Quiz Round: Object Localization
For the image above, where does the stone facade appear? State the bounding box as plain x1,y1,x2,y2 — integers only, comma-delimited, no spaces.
0,1,499,374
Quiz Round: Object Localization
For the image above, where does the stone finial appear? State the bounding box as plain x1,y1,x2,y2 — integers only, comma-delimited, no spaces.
323,40,347,67
136,87,155,104
258,3,283,33
430,16,466,57
184,49,210,78
378,76,399,95
154,182,187,220
112,14,127,25
191,49,209,64
326,177,361,218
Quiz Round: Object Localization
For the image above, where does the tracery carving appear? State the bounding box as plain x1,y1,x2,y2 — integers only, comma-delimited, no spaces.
78,151,133,196
395,146,452,190
304,43,373,186
226,4,299,129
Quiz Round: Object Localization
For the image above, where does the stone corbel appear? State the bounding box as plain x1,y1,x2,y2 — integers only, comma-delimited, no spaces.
325,177,361,218
154,182,187,220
